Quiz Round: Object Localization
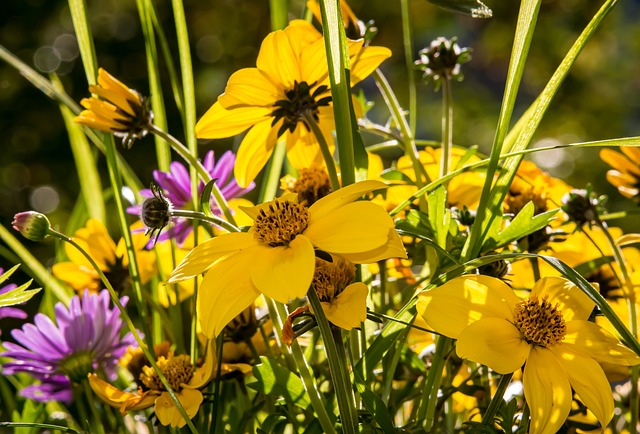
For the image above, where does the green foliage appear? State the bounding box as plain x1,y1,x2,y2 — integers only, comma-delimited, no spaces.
247,356,311,409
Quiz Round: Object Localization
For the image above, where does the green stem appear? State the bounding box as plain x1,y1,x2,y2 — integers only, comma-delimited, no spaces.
482,372,514,426
440,77,453,178
521,401,530,432
171,209,240,233
82,379,106,434
269,0,289,30
49,229,199,434
303,111,341,190
258,141,287,203
307,288,358,434
530,257,541,281
151,125,236,226
418,335,450,430
211,334,225,434
400,0,417,136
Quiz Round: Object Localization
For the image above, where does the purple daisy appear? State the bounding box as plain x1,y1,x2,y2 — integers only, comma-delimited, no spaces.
1,289,135,403
128,150,254,246
0,268,29,335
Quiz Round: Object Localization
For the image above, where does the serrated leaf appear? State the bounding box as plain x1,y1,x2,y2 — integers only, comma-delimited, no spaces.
427,0,493,18
0,280,40,308
246,356,311,408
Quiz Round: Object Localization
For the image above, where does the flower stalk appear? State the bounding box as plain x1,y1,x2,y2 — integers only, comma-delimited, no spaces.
302,111,341,191
481,372,514,427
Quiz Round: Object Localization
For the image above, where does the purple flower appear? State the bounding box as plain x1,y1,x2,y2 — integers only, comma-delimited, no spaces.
1,290,135,403
0,268,28,334
128,150,254,246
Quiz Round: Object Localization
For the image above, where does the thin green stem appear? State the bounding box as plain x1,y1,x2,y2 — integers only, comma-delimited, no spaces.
211,334,225,434
150,125,236,226
482,372,514,426
307,288,358,434
440,77,453,178
303,111,341,190
418,336,450,430
530,257,541,281
400,0,417,136
49,229,199,434
171,209,240,233
82,379,105,434
258,141,287,203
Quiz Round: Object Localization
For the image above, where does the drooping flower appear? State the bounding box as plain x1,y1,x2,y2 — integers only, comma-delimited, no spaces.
600,147,640,202
128,150,254,246
195,20,391,188
1,290,135,403
418,275,640,434
168,180,406,338
74,68,153,149
52,219,156,294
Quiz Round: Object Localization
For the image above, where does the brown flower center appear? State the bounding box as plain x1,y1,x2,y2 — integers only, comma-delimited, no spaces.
283,168,333,207
253,200,310,247
271,81,331,137
313,257,356,302
513,295,566,347
140,354,194,391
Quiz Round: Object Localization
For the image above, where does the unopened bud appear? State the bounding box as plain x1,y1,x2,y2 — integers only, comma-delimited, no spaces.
12,212,52,242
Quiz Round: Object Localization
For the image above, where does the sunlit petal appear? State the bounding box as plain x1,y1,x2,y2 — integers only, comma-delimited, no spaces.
218,68,282,108
531,276,594,322
235,118,280,188
322,282,368,330
256,29,301,89
195,102,271,139
564,320,640,366
309,180,387,222
155,389,203,428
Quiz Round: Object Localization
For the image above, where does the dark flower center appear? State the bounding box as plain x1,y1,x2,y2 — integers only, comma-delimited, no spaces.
271,81,331,137
253,200,310,247
103,255,131,295
513,295,566,347
286,168,333,207
140,354,194,391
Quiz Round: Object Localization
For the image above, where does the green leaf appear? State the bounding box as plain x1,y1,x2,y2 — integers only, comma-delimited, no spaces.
200,180,217,218
482,202,559,252
352,369,397,433
0,280,40,308
380,169,415,183
426,0,493,18
246,356,311,408
428,186,451,249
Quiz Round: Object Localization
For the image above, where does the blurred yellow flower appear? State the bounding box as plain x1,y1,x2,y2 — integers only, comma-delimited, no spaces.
52,219,156,294
418,275,640,434
168,180,406,338
600,147,640,202
74,68,153,149
306,0,362,37
195,20,391,188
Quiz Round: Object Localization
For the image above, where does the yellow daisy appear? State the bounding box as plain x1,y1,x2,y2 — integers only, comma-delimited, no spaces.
52,219,156,294
195,20,391,188
168,180,406,338
600,147,640,201
74,68,153,149
418,275,640,434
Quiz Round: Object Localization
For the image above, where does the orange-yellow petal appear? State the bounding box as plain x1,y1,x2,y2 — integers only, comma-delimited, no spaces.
88,374,155,413
523,347,572,434
256,28,301,90
338,226,407,263
249,235,315,302
235,118,280,188
563,320,640,366
52,262,99,292
218,67,282,109
309,180,387,222
350,45,392,86
155,389,203,428
321,282,368,330
195,102,271,139
197,252,261,338
531,276,594,322
456,317,530,374
417,275,520,339
551,344,614,429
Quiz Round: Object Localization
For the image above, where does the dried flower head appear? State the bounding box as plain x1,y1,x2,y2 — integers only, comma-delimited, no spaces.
415,37,472,90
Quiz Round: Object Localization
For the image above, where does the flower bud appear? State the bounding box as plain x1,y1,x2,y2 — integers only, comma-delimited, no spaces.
561,186,606,228
415,37,472,90
12,212,52,242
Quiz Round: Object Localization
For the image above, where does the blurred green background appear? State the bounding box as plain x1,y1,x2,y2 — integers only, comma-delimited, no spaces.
1,0,639,271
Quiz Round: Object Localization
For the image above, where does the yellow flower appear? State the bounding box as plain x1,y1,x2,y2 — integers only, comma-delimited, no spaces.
195,20,391,188
600,147,640,201
74,68,153,149
418,275,640,434
168,180,406,338
306,0,362,37
52,219,156,294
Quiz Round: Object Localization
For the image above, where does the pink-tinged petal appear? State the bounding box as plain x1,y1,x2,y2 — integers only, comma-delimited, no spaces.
563,320,640,366
551,344,614,429
309,180,388,222
256,29,301,90
195,102,271,139
322,282,368,330
197,255,261,338
305,202,391,254
417,275,520,339
250,235,315,303
167,232,255,283
218,68,282,109
234,118,280,188
531,276,594,322
456,317,530,374
523,347,572,434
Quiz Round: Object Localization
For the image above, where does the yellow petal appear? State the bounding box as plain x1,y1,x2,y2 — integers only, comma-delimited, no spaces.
456,317,530,374
168,232,255,283
322,282,368,330
350,45,392,86
338,226,407,263
155,389,203,428
621,146,640,167
564,320,640,366
198,254,261,338
284,20,323,53
309,180,388,222
600,148,640,176
417,275,520,339
88,374,154,412
256,28,301,89
218,67,282,108
551,344,614,429
299,38,330,86
52,262,99,292
65,219,117,270
250,235,315,302
195,102,271,139
523,347,572,434
305,201,391,254
285,123,330,170
188,340,216,389
531,276,594,322
235,118,280,188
